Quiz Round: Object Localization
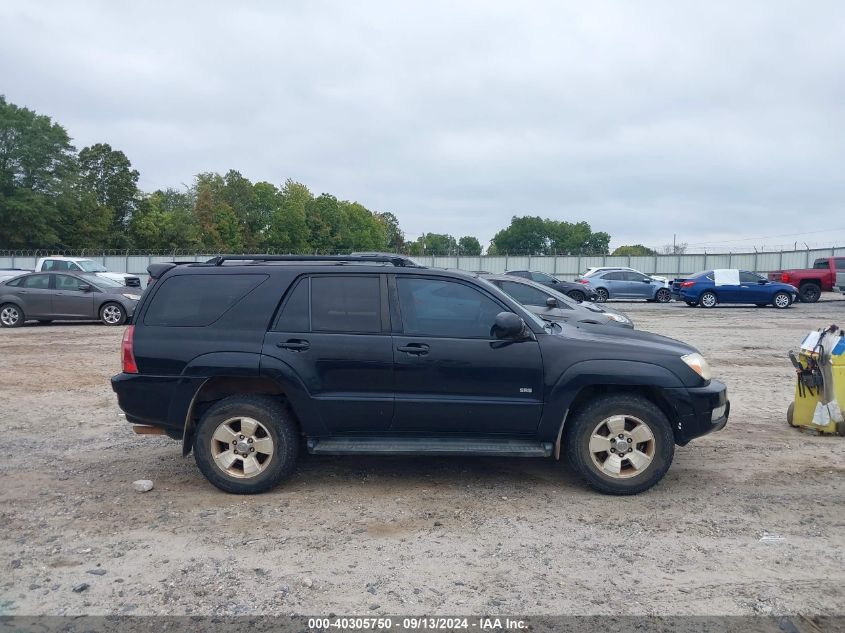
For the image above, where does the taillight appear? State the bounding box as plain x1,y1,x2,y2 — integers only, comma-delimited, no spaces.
780,273,790,283
577,279,589,284
680,281,695,288
122,325,138,374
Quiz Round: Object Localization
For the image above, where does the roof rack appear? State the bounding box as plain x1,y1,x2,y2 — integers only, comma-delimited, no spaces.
204,255,421,267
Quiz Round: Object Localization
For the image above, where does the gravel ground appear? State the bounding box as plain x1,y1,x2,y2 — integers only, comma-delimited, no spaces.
1,296,844,617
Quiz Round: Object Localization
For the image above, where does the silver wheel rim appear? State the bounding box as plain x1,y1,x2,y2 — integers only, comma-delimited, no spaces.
657,289,670,302
102,305,123,324
1,306,20,326
702,293,716,307
775,294,790,308
210,416,274,479
589,414,655,479
596,289,608,302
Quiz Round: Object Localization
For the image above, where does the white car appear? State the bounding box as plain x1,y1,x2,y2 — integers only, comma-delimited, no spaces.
35,257,141,287
582,266,668,286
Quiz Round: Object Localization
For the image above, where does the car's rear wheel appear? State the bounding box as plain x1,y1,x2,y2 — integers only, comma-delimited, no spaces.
595,288,609,303
565,394,674,495
193,395,299,494
655,288,671,303
799,283,821,303
773,291,792,309
0,303,24,328
567,290,586,303
700,291,718,308
99,302,126,325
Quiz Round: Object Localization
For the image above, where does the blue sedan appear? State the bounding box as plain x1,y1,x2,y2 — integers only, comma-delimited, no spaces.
671,269,798,309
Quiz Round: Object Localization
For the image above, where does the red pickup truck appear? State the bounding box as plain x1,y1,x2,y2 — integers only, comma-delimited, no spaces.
767,257,845,302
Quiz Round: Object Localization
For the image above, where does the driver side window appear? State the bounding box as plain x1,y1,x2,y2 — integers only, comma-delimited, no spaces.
396,277,505,338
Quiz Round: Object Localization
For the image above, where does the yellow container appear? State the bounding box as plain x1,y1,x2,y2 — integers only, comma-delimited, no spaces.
788,335,845,435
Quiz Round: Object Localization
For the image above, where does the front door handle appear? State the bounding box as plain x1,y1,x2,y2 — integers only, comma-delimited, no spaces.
277,339,310,351
397,343,429,356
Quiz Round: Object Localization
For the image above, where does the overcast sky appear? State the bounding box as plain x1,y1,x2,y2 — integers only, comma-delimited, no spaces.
2,1,844,251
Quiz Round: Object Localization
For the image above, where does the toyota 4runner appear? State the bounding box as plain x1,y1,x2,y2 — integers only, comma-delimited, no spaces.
112,255,729,495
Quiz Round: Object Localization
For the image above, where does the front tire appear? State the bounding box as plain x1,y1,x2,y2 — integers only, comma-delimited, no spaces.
799,283,821,303
773,291,792,309
700,291,718,308
565,394,674,495
595,288,609,303
193,395,299,494
0,303,24,328
100,302,126,325
655,288,671,303
567,290,586,303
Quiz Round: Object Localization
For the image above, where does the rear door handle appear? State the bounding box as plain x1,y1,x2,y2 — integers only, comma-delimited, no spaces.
277,339,310,351
397,343,429,355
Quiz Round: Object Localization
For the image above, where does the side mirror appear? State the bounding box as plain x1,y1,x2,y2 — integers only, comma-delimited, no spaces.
493,312,527,339
546,297,558,308
78,284,93,292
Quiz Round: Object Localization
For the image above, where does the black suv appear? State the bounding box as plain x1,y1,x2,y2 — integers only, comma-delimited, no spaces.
112,255,729,495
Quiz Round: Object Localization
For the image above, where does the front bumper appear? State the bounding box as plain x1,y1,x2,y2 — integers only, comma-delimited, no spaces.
663,379,729,445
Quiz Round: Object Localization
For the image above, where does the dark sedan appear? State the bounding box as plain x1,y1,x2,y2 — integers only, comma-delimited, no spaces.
504,270,598,302
482,274,634,328
0,272,140,327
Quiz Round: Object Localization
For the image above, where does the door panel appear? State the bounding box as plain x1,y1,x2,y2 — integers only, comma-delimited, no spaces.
52,274,95,318
392,276,543,435
15,274,53,317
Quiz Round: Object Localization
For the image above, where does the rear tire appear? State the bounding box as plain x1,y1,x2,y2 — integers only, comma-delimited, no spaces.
799,283,821,303
0,303,24,328
700,291,718,308
193,395,299,494
567,290,586,303
595,288,609,303
655,288,671,303
773,291,792,309
565,394,674,495
99,302,126,325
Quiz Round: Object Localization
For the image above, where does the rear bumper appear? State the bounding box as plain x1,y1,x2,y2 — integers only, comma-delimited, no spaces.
663,380,729,445
111,372,202,433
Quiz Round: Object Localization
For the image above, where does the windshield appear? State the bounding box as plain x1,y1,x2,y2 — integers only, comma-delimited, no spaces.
475,276,548,330
77,260,108,272
80,273,123,288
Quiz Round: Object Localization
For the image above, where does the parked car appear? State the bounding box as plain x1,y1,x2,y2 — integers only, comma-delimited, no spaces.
671,269,797,309
579,269,672,303
0,257,142,288
504,270,597,302
482,274,633,328
583,266,668,285
767,256,845,303
112,255,728,496
0,272,140,327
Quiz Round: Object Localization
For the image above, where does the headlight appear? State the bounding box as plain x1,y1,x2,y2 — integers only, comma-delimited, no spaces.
681,353,712,381
122,293,141,301
607,313,630,324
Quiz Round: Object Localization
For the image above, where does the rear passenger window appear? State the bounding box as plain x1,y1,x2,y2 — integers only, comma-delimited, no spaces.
144,274,267,327
274,278,310,332
310,276,381,333
22,274,51,289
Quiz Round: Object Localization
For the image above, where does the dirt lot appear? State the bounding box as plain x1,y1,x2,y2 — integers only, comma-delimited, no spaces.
1,297,844,617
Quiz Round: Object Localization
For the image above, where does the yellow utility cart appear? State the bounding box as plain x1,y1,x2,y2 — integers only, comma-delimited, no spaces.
787,326,845,435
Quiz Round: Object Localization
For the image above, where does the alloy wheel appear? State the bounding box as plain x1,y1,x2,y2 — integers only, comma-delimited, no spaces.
588,414,655,479
1,306,20,327
102,305,124,324
595,288,609,303
774,293,791,308
210,416,275,479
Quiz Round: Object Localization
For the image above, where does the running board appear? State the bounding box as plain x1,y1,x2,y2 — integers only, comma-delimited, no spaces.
308,437,552,457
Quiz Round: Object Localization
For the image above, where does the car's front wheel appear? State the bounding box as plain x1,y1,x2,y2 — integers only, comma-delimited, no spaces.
567,290,586,303
565,394,674,495
773,291,792,309
0,303,24,328
100,302,126,325
193,395,299,494
655,288,671,303
594,288,609,303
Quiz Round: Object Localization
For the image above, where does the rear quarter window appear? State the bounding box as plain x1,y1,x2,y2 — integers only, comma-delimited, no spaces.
144,274,268,327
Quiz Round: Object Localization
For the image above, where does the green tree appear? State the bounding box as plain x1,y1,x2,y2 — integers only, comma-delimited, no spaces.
407,232,458,256
267,179,310,252
77,143,139,244
340,201,387,251
0,188,60,248
611,244,657,257
375,211,404,251
129,188,201,250
488,216,549,254
457,236,482,255
305,193,347,252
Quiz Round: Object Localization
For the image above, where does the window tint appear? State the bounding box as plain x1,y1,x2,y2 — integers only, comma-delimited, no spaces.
144,274,267,327
397,277,504,338
835,259,845,270
500,280,552,307
21,274,51,289
5,277,22,287
55,274,86,290
530,272,555,283
627,272,649,282
813,259,829,270
311,276,380,333
274,277,310,332
602,271,625,281
739,271,763,283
